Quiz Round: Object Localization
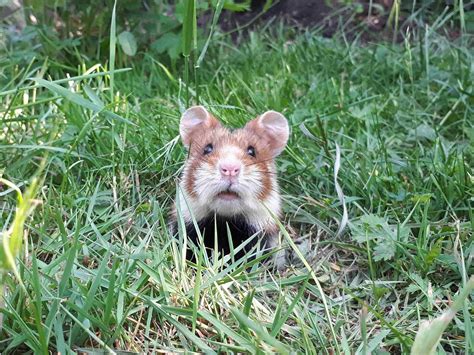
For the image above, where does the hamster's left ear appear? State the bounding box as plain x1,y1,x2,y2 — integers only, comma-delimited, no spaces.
179,105,220,148
246,110,289,156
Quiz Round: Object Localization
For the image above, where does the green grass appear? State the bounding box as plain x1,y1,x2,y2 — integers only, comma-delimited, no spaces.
1,13,473,354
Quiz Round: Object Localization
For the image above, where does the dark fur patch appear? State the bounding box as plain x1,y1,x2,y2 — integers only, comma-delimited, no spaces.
173,215,269,260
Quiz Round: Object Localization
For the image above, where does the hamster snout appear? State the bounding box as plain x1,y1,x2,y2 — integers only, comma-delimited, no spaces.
219,159,241,183
219,161,241,178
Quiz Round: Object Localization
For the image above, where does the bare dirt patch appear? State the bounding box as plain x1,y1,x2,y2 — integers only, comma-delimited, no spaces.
216,0,396,40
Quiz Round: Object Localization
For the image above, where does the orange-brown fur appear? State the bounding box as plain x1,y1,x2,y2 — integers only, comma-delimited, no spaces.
183,117,276,203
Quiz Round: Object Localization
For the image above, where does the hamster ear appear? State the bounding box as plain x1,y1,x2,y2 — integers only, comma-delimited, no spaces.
179,106,220,148
246,110,289,156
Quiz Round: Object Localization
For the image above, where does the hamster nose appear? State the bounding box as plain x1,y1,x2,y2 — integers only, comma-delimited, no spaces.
220,162,241,177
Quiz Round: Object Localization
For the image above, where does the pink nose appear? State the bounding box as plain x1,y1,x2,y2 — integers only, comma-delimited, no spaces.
220,162,241,177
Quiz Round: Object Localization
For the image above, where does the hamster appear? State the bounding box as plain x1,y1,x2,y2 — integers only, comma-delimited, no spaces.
170,105,289,268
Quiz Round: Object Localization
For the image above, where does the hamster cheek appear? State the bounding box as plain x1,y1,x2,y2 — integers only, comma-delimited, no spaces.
240,165,266,198
193,162,220,199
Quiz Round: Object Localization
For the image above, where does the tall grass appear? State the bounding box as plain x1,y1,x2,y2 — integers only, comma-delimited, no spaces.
0,1,472,353
0,177,41,345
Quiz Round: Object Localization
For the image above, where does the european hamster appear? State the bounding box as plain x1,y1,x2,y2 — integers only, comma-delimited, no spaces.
170,106,289,268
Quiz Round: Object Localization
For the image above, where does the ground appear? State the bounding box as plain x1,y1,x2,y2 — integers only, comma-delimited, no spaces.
217,0,395,38
0,3,473,354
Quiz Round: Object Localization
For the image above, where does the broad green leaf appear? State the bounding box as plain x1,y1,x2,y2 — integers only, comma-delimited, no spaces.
351,214,410,261
118,31,137,56
151,32,181,54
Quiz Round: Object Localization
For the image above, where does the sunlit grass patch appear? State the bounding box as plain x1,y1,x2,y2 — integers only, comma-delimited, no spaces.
0,8,472,353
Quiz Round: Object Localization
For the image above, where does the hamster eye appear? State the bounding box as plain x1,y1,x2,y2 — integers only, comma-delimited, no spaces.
203,143,213,155
247,145,256,157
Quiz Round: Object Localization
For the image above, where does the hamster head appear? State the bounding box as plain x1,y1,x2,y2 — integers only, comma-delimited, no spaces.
178,106,289,222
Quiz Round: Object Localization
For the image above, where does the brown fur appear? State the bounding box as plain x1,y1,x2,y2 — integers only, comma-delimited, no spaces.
183,119,276,201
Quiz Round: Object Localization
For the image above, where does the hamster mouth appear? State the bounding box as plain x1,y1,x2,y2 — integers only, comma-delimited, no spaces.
217,189,240,201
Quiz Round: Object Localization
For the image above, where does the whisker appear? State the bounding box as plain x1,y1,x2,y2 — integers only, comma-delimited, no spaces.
248,170,278,176
245,158,275,167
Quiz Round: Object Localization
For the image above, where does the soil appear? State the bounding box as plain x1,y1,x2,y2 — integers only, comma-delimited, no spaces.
211,0,399,41
214,0,474,41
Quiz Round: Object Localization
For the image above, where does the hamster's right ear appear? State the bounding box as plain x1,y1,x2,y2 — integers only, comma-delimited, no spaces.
179,106,220,148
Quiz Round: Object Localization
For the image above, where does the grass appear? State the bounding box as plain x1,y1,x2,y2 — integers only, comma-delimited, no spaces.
1,8,473,354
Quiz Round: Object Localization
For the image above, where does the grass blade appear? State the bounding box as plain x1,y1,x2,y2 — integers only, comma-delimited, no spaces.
30,78,134,125
196,0,225,67
411,276,474,355
182,0,196,58
109,0,117,102
231,308,290,354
